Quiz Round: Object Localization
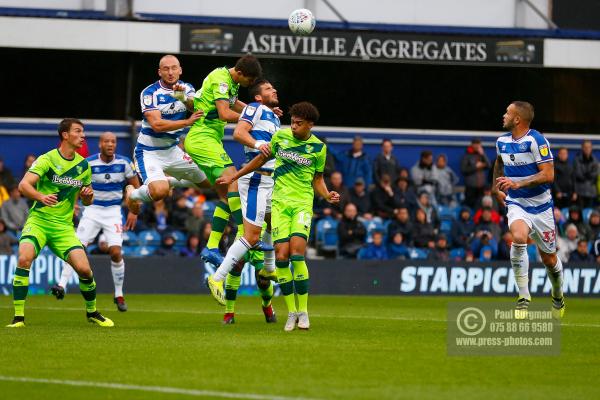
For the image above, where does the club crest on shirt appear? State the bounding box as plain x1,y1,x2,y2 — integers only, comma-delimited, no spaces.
305,144,313,153
539,144,549,157
519,143,527,152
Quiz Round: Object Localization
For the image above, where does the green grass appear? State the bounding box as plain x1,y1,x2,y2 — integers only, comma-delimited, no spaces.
0,294,599,399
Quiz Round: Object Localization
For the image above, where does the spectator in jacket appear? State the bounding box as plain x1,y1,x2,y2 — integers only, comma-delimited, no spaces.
573,140,598,208
554,206,567,237
394,176,418,211
185,202,205,235
450,207,475,249
410,150,437,202
566,206,591,241
359,231,388,260
331,135,372,187
433,154,459,205
569,239,594,262
388,232,410,259
155,232,178,256
416,191,439,227
373,139,401,184
412,208,436,248
168,194,191,232
473,196,501,225
387,207,413,246
370,173,401,219
553,147,576,209
0,185,29,232
474,207,502,242
428,234,450,261
588,210,600,241
497,231,513,260
557,224,579,263
328,171,350,216
338,203,367,258
180,234,201,257
470,231,498,260
461,138,490,209
349,177,371,215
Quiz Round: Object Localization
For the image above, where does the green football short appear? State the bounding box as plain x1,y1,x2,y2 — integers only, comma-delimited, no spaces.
271,199,313,244
184,128,234,184
245,250,264,270
19,214,83,261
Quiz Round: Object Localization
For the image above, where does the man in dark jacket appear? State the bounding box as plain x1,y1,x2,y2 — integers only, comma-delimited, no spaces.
387,207,413,246
410,150,437,202
370,173,401,219
331,135,372,187
461,138,490,209
349,177,371,215
569,239,595,262
337,203,367,258
553,147,575,209
373,139,402,185
573,140,598,208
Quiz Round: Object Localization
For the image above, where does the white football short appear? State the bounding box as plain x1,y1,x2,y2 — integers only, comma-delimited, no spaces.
506,204,556,254
77,205,124,248
134,145,207,185
238,172,274,227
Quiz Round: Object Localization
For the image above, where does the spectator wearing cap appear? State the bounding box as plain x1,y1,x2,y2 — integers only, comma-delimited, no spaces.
359,231,388,260
373,139,402,185
337,202,367,259
473,196,501,225
412,208,436,248
566,206,591,241
370,173,401,219
573,140,598,209
349,177,372,215
0,185,29,232
330,135,372,187
569,239,594,262
427,234,450,261
410,150,437,203
461,138,490,209
588,210,600,241
393,176,418,212
155,232,178,256
450,207,475,249
553,147,576,209
557,224,579,263
387,207,413,246
432,154,459,206
387,232,410,259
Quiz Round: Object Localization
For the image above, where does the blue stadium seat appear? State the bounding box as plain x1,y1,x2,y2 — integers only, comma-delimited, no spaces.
362,219,384,243
121,246,136,257
452,206,468,220
122,231,139,246
449,248,465,260
127,246,158,257
170,230,187,246
315,217,339,256
560,207,569,220
86,244,98,254
437,205,454,220
203,201,216,217
440,219,453,234
583,207,593,223
408,248,429,259
138,229,161,246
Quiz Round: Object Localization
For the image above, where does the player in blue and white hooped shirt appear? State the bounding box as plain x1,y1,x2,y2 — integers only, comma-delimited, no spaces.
125,55,210,214
52,132,140,312
493,101,565,319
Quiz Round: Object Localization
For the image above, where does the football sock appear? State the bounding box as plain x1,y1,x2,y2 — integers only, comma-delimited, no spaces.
276,260,296,313
207,201,230,249
258,280,274,307
12,267,30,317
510,243,530,299
546,257,564,299
79,276,97,313
225,270,242,314
214,238,251,281
111,259,125,298
58,263,75,289
227,191,244,231
130,185,153,202
167,177,197,189
262,230,275,272
291,255,309,313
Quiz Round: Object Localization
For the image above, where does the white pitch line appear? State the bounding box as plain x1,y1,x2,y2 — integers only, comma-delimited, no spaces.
1,304,599,327
0,375,321,400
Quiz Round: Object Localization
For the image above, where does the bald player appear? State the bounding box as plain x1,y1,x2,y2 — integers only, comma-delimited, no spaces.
52,132,140,312
125,54,211,214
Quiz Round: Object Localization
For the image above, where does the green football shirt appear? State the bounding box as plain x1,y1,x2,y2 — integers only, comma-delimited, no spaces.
190,66,239,141
28,149,91,223
271,128,326,206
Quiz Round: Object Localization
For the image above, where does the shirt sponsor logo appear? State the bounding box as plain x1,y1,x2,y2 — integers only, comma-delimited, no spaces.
277,148,312,166
539,144,549,157
52,175,83,187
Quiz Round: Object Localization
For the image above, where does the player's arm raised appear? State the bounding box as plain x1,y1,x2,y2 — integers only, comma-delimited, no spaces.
144,109,202,133
497,162,554,192
18,172,58,206
313,172,340,204
172,83,194,112
233,120,271,158
215,152,269,186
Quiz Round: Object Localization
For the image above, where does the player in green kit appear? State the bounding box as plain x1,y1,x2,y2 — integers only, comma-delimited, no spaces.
217,102,339,331
6,118,114,328
185,55,278,266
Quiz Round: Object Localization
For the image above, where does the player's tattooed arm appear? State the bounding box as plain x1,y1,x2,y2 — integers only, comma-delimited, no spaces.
19,172,58,206
497,162,554,192
491,156,506,207
215,151,270,186
313,173,340,204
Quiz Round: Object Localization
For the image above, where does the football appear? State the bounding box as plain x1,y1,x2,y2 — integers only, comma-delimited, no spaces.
288,8,316,36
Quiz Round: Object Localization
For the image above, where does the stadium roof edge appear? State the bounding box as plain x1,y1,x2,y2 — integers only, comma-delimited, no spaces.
2,6,600,40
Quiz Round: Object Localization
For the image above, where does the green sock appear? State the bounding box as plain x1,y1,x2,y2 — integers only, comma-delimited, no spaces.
291,255,309,313
79,276,97,313
227,192,244,233
276,260,296,313
258,279,274,307
225,270,242,313
207,201,230,249
13,267,30,317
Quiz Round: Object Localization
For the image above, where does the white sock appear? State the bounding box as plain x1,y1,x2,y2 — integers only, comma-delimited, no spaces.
510,243,530,299
130,185,152,202
262,230,275,272
213,238,251,281
58,263,75,290
546,257,564,299
111,259,125,298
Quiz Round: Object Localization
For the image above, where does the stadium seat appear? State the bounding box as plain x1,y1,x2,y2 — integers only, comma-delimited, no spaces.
583,207,593,223
170,230,187,246
86,244,98,254
561,207,569,220
437,205,454,220
452,206,467,220
362,219,384,243
449,248,465,260
315,217,339,256
121,246,136,257
203,201,216,217
440,219,453,234
138,229,162,246
122,231,139,246
408,247,429,259
128,246,158,257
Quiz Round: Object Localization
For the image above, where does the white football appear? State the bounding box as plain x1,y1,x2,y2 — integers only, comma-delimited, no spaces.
288,9,316,36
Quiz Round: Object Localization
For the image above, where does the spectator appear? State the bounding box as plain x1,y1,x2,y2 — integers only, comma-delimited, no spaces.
387,207,413,246
428,234,450,261
370,173,400,219
180,234,201,257
337,203,367,258
588,210,600,241
359,231,388,260
557,224,579,263
185,202,205,235
155,232,178,256
450,207,475,249
573,140,598,208
479,245,494,261
349,177,371,215
0,156,16,189
21,154,36,180
553,147,576,209
331,135,372,187
566,206,591,241
432,154,459,205
387,232,409,259
474,207,502,242
0,185,29,232
198,221,212,249
393,176,418,211
328,171,350,215
416,191,439,227
0,219,17,255
410,150,437,202
569,239,594,262
461,138,490,209
169,194,191,231
554,206,567,237
473,196,501,224
497,231,513,260
470,231,498,260
412,208,436,248
373,139,401,184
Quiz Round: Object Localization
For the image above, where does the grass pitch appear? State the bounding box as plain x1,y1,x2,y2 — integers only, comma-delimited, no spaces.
0,294,599,400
